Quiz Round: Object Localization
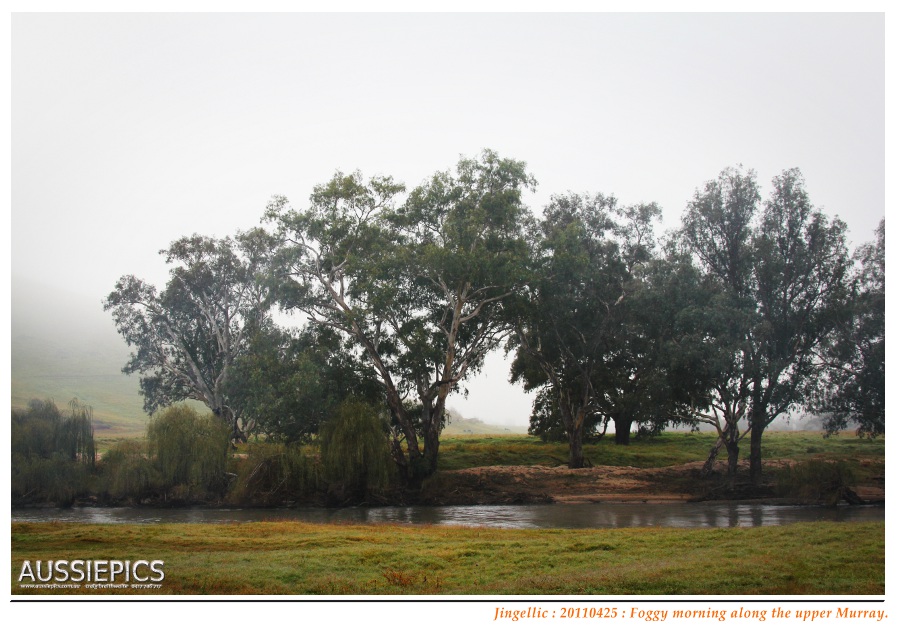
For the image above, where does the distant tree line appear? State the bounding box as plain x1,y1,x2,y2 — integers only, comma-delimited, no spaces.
100,150,884,489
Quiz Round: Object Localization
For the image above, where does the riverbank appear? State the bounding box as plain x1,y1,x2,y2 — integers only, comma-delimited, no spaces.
14,432,886,509
418,458,886,506
43,456,883,510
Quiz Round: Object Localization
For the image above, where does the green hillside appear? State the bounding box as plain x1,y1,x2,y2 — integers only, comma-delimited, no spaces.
11,278,150,438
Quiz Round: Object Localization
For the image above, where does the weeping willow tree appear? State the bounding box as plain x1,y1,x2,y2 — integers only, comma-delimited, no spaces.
319,399,394,503
58,399,96,465
11,398,96,505
146,405,231,498
100,440,162,500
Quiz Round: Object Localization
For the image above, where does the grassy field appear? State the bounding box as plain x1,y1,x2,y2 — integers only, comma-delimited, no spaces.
436,431,885,471
89,427,886,467
11,520,884,595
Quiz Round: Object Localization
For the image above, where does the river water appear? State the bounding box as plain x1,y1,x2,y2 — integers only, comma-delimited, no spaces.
11,502,884,529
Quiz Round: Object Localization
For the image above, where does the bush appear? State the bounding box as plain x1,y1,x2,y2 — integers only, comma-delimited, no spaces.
227,443,319,506
319,399,395,502
775,459,857,506
12,399,61,459
98,439,162,501
12,453,92,506
12,398,96,465
147,405,231,499
11,399,96,505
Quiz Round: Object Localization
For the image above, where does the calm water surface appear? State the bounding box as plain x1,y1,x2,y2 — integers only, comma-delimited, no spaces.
12,503,884,529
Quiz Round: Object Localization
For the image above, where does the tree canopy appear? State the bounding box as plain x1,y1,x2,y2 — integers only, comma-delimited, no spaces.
679,167,852,484
101,152,882,492
816,218,885,438
104,229,276,440
266,150,535,481
226,323,381,443
509,192,668,467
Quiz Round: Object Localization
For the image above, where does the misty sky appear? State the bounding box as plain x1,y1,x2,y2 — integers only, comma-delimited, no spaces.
9,12,886,426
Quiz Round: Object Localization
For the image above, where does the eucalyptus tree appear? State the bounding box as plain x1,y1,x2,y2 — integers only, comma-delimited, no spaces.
648,248,757,479
592,203,681,446
679,167,851,485
618,251,727,443
746,171,851,481
509,193,663,467
677,167,760,476
266,150,535,481
815,218,885,438
104,229,276,441
591,251,704,446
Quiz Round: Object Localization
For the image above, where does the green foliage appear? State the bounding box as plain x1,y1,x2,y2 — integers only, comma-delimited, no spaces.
12,398,96,464
816,218,885,438
678,167,853,483
511,191,671,462
227,323,381,443
775,459,857,506
11,399,97,505
11,454,92,506
146,405,231,497
527,388,570,442
267,150,536,480
12,399,61,460
98,439,161,500
227,443,320,506
104,230,277,440
319,399,395,501
57,399,97,464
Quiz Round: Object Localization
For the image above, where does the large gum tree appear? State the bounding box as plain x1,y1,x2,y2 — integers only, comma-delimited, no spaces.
509,193,662,467
266,150,535,482
680,167,851,485
104,229,275,441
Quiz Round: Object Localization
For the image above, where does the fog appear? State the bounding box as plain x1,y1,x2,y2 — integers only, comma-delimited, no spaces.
9,12,886,430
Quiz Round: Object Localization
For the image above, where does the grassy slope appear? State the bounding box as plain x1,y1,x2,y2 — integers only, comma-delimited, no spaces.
11,332,150,439
11,278,151,438
442,412,528,436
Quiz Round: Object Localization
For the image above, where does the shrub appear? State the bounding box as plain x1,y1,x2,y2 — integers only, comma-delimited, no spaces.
775,459,857,506
11,399,96,505
12,453,92,506
12,399,61,459
227,443,319,506
147,405,231,498
57,399,96,466
99,439,162,500
12,398,95,465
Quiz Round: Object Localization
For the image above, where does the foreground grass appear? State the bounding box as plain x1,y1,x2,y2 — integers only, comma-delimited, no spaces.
12,520,883,595
437,431,885,471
